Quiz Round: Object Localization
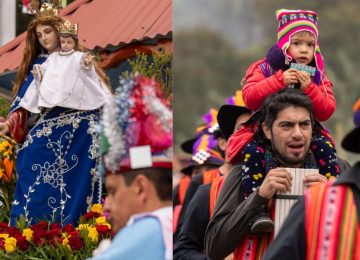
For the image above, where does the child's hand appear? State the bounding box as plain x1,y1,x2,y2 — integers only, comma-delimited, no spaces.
31,69,38,77
31,64,42,81
81,53,94,71
83,53,94,65
296,70,311,91
283,68,299,86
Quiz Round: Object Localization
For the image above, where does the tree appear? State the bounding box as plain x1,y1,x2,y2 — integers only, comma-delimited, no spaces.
173,27,258,150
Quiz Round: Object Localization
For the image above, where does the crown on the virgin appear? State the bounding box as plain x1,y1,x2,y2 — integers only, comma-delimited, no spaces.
30,0,62,18
59,20,79,35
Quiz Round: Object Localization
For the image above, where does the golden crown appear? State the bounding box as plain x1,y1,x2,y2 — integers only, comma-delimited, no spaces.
58,20,79,35
30,0,62,18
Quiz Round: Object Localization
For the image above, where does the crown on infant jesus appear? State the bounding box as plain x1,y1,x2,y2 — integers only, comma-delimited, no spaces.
59,20,79,36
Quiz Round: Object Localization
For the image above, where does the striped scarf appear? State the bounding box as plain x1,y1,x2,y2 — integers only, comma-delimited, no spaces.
305,181,360,259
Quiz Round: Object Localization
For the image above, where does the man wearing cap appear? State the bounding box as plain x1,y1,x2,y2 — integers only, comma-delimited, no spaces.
174,96,251,260
90,76,172,260
263,98,360,259
204,89,351,260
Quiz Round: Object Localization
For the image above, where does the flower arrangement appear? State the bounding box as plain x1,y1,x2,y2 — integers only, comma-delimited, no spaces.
0,204,112,259
0,134,17,223
0,96,17,223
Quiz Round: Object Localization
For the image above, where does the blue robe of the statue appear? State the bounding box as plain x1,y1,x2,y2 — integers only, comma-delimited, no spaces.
9,56,102,226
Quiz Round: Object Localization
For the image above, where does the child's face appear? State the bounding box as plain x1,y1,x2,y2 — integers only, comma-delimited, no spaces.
287,31,315,65
60,36,76,52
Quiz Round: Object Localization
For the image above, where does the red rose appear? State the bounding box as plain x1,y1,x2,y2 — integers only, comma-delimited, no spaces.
7,227,22,238
50,223,61,230
32,230,46,246
17,236,30,251
48,235,63,247
44,229,62,246
68,230,80,237
82,211,101,220
96,224,112,237
0,238,4,249
62,223,75,233
68,235,84,251
46,229,61,239
31,221,48,231
0,222,9,231
32,228,62,246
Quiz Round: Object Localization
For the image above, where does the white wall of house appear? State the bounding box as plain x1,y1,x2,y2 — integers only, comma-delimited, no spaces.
0,0,16,47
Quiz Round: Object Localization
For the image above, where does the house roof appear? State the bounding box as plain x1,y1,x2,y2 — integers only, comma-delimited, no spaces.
0,0,172,74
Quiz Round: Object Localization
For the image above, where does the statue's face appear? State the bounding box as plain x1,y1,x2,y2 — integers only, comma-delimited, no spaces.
35,24,59,53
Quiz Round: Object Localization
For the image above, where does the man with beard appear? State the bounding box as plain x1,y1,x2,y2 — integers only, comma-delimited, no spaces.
204,89,350,260
263,98,360,259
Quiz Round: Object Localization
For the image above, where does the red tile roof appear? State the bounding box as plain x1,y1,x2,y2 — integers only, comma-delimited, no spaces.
0,0,172,74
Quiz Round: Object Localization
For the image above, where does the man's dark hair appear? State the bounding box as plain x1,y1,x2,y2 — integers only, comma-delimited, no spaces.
122,168,172,201
263,88,313,128
254,89,314,144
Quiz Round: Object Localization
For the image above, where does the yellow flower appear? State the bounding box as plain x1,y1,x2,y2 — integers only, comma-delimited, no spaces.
95,216,107,225
62,237,69,246
62,237,71,250
22,228,33,241
0,234,9,239
104,223,111,229
88,227,98,243
91,204,103,213
78,224,90,231
0,142,7,153
0,168,3,180
5,237,16,253
3,151,11,157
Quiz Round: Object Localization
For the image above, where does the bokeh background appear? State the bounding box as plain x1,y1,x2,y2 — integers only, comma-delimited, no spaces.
173,0,360,169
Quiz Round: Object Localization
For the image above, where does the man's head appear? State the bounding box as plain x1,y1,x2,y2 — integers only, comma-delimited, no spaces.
104,167,172,233
261,89,314,167
234,112,252,133
217,95,252,140
100,75,172,233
